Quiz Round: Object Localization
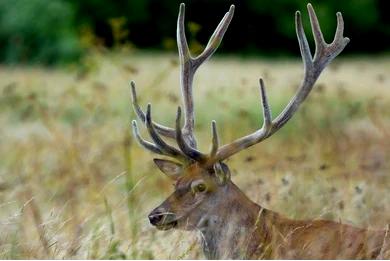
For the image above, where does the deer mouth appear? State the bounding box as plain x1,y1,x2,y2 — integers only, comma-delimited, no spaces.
149,212,179,230
155,220,178,230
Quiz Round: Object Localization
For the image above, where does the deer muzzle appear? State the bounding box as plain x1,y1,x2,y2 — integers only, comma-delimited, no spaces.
148,208,178,230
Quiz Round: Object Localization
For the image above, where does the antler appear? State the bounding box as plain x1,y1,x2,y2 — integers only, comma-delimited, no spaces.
131,3,234,162
213,4,349,162
130,81,176,138
130,3,349,166
132,104,188,162
177,3,235,148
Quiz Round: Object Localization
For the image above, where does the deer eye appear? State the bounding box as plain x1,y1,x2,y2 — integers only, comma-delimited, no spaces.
191,181,207,193
196,183,206,192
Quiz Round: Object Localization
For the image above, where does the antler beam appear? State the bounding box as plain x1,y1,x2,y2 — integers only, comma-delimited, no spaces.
131,3,234,163
177,3,235,148
214,4,349,161
175,106,207,161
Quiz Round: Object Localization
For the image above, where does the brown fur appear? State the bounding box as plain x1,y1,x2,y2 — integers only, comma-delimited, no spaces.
150,163,389,259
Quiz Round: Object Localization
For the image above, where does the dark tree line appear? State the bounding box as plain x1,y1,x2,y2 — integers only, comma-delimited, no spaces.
0,0,389,65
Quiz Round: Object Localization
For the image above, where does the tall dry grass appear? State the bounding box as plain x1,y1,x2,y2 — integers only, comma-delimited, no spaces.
0,52,389,258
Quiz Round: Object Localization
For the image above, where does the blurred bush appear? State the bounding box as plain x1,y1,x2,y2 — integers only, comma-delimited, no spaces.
0,0,81,65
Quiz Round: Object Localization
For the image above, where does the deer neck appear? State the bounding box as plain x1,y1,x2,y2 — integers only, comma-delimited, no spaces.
198,182,277,259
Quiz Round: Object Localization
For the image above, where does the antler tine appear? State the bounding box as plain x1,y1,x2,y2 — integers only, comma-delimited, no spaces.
130,81,176,138
295,11,312,68
334,12,345,42
210,120,219,158
259,78,272,131
177,3,196,148
307,4,326,57
177,3,190,62
214,79,273,160
214,4,349,162
131,120,163,155
175,106,207,161
307,4,350,68
194,5,235,68
145,104,187,160
176,3,235,149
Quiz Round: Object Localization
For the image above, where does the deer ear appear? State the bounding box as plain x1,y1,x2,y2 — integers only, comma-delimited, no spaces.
213,162,231,185
153,159,183,180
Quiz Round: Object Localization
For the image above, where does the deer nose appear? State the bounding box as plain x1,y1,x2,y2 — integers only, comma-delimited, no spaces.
148,211,163,225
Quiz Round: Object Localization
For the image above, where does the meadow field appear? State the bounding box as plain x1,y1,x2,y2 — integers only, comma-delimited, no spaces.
0,52,389,259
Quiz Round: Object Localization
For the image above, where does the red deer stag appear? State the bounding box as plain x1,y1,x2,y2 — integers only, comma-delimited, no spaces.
129,3,389,259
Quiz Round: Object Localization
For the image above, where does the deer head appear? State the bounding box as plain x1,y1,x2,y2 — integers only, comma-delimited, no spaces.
130,3,349,231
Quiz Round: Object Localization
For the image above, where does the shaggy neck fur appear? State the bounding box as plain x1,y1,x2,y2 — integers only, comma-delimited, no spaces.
195,181,388,259
197,182,277,259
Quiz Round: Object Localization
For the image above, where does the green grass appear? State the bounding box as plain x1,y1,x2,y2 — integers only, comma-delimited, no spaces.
0,52,389,258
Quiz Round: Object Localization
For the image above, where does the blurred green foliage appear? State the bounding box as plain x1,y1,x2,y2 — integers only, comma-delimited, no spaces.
0,0,81,65
0,0,388,65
